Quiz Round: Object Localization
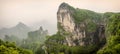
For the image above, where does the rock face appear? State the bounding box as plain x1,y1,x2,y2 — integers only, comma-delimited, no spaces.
57,3,106,46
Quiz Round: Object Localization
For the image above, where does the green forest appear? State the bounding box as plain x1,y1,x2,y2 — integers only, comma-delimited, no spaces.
0,3,120,54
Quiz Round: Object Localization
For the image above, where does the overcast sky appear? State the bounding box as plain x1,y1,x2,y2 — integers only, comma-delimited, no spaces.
0,0,120,34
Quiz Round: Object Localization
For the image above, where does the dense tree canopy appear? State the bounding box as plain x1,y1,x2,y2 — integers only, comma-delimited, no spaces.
97,13,120,54
0,39,33,54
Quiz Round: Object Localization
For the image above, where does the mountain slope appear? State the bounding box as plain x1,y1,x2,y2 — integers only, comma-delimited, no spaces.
97,13,120,54
0,22,31,39
20,26,48,53
43,2,119,54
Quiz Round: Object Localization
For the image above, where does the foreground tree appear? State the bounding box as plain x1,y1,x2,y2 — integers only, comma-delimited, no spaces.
0,39,33,54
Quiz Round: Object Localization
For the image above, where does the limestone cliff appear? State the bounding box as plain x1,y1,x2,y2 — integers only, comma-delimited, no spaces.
57,2,106,46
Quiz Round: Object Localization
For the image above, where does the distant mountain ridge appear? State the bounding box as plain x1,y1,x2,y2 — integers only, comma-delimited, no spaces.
0,22,31,39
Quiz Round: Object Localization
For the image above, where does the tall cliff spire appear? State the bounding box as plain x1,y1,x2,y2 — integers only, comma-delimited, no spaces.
59,2,69,8
57,3,106,46
58,2,75,11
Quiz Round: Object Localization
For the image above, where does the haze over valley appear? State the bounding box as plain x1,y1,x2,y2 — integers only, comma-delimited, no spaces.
0,0,120,34
0,0,120,54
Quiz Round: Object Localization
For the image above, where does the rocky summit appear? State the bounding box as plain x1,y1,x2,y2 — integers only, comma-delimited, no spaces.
57,2,106,46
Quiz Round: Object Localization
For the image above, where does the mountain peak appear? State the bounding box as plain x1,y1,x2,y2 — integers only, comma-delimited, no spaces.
59,2,70,8
18,22,25,25
60,2,68,5
0,22,31,39
15,22,28,28
39,26,43,31
58,2,75,14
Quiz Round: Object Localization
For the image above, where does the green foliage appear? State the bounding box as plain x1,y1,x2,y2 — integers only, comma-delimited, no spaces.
4,35,21,45
71,8,102,33
36,33,66,54
1,3,119,54
20,41,40,53
72,9,102,24
86,21,97,32
35,45,45,54
20,28,48,53
103,12,115,19
45,33,65,46
35,32,99,54
0,39,33,54
106,13,120,36
97,13,120,54
108,36,120,46
97,36,120,54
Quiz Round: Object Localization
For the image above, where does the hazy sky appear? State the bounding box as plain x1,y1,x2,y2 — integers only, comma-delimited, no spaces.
0,0,120,34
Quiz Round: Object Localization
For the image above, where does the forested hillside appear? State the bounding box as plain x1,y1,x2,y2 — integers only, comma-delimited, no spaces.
0,2,120,54
97,13,120,54
36,3,120,54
